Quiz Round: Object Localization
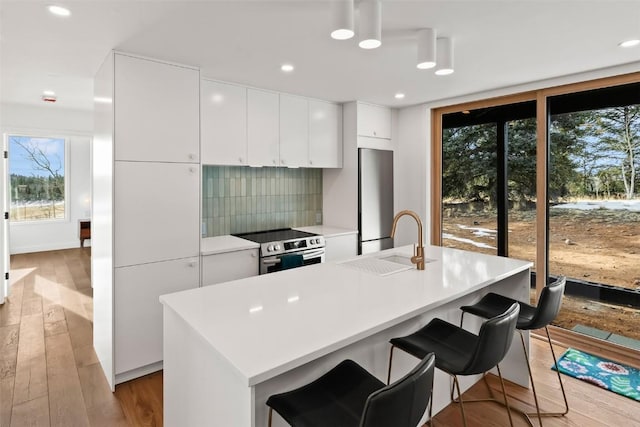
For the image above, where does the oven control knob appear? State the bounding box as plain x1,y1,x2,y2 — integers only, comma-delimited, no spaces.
275,245,281,251
314,238,320,244
267,245,274,252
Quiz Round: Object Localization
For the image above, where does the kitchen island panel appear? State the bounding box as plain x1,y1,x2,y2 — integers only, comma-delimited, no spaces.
161,246,531,426
164,305,254,427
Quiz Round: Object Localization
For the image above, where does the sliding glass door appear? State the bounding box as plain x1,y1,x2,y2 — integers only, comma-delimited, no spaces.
441,102,536,268
435,76,640,351
548,83,640,347
442,122,498,256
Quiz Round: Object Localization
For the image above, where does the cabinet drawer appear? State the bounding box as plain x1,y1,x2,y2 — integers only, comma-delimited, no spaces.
201,249,259,286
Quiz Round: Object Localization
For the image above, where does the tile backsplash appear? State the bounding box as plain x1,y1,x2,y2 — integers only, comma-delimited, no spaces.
202,166,323,237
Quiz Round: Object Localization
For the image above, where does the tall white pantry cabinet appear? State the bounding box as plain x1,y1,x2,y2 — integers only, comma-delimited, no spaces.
93,52,200,389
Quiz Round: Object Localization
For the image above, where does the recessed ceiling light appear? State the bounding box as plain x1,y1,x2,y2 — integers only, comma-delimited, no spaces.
281,64,294,72
331,29,355,40
43,90,56,96
48,5,71,17
394,93,405,99
619,39,640,48
94,97,113,104
359,39,382,50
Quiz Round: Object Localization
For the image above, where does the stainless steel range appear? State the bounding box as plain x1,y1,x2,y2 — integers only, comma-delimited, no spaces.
233,228,325,274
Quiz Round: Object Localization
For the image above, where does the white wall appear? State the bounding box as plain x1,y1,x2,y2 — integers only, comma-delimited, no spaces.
394,105,430,247
1,103,93,254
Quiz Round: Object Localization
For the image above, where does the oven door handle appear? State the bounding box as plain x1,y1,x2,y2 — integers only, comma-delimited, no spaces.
302,249,325,260
262,249,325,265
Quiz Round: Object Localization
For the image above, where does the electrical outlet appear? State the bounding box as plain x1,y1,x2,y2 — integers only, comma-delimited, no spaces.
315,211,322,224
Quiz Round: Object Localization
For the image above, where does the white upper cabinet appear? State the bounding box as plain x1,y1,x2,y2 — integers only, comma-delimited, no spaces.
201,80,247,166
279,94,309,168
203,80,342,168
357,102,391,140
114,54,199,163
114,161,200,268
248,88,280,166
309,100,342,168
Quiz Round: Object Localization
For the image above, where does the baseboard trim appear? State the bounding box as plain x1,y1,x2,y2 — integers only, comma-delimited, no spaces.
115,361,163,385
533,325,640,370
10,241,90,255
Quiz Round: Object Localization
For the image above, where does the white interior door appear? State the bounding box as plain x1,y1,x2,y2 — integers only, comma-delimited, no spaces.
1,134,9,304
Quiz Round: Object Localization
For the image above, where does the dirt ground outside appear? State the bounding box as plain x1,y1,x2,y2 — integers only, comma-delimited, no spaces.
442,204,640,342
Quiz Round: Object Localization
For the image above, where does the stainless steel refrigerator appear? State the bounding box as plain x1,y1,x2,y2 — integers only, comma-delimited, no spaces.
358,148,394,254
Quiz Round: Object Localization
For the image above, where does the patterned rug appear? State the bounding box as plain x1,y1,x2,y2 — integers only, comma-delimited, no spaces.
553,348,640,401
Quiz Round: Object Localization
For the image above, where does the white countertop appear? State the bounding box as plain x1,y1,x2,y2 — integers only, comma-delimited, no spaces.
293,225,358,237
161,245,531,386
201,235,259,256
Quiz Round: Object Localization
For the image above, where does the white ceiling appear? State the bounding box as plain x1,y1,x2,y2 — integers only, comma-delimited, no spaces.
1,0,640,112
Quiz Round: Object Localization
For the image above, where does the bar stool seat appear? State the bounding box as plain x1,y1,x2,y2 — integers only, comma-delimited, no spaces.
267,354,435,427
461,292,539,329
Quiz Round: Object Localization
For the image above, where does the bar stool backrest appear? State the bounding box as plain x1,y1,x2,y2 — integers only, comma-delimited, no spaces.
360,353,435,427
462,303,520,376
526,276,566,330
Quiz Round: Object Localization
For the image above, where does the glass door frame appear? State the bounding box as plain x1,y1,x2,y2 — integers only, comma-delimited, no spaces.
431,72,640,359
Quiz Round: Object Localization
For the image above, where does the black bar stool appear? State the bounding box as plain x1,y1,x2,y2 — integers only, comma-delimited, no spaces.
459,276,568,426
387,303,520,427
266,353,435,427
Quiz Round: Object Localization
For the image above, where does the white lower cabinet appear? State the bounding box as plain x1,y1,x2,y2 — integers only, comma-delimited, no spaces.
202,249,259,286
324,234,358,262
115,257,199,377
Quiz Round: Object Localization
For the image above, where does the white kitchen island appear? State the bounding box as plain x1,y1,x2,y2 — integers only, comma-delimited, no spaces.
160,245,532,426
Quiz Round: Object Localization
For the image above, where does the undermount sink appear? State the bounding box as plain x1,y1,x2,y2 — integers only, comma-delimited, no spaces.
339,253,434,277
379,253,437,268
379,254,415,266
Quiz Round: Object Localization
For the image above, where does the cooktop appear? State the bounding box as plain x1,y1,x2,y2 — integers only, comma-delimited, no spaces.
232,228,316,244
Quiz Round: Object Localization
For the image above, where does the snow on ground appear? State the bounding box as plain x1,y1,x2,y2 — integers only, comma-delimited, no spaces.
444,199,639,249
442,233,496,249
457,224,497,237
551,199,640,212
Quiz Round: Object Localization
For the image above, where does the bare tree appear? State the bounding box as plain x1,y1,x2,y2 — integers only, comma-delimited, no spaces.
594,106,640,199
10,137,64,217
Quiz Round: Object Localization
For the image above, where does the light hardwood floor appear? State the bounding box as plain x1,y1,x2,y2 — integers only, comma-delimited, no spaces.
0,249,638,426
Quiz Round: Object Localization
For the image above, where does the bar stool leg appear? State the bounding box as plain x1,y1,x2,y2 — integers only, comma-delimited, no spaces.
387,345,395,385
542,326,569,416
520,327,569,423
268,407,273,427
496,364,515,427
519,330,543,426
452,375,468,427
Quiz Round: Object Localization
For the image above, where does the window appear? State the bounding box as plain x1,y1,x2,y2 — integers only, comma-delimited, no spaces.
8,135,66,221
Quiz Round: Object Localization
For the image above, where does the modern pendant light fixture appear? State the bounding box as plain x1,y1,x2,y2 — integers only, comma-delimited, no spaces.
435,37,454,75
358,0,382,49
416,28,436,69
330,0,355,40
